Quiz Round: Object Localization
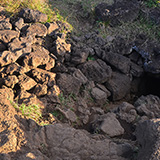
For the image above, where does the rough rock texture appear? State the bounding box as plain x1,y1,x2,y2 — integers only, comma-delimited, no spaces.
19,8,48,23
100,113,125,137
105,72,131,101
114,102,137,123
57,73,82,95
136,119,160,160
0,30,19,43
26,23,47,37
134,95,160,118
79,59,112,83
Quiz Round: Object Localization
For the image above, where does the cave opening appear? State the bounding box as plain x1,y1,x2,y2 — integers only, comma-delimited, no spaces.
140,74,160,97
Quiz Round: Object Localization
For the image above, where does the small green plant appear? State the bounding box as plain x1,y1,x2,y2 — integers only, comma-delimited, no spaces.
58,92,77,108
87,55,95,61
52,110,64,121
10,100,42,123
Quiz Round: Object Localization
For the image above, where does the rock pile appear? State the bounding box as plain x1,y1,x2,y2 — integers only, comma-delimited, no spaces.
0,3,160,160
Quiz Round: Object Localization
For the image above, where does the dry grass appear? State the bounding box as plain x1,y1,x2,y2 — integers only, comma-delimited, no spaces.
0,0,57,22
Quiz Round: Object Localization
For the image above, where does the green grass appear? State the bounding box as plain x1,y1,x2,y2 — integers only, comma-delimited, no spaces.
52,110,64,120
145,0,160,8
9,99,43,124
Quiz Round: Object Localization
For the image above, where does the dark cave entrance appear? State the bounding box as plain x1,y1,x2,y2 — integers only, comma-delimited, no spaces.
140,74,160,97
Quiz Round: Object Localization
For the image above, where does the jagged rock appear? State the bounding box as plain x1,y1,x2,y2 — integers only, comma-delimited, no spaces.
0,41,6,52
114,102,137,123
18,74,37,90
79,59,112,83
52,62,68,73
23,47,50,68
134,95,160,118
136,119,160,160
0,19,12,30
5,62,25,75
91,87,107,105
31,68,56,87
0,30,19,43
0,50,23,67
45,57,55,70
96,84,111,97
105,71,131,101
33,84,48,97
27,123,133,160
19,8,48,23
8,38,32,55
47,85,60,103
99,51,131,74
100,113,124,137
95,0,140,26
57,73,82,95
73,69,88,84
0,88,25,154
71,49,89,64
4,75,18,88
50,36,71,57
26,23,47,37
16,90,39,105
14,18,24,30
57,108,77,122
45,22,59,35
130,62,144,77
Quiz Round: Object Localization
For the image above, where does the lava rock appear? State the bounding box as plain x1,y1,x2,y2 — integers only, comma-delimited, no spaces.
99,51,131,74
0,30,19,43
31,68,56,87
19,8,48,23
0,19,12,30
79,59,112,83
18,74,37,90
4,75,18,88
134,94,160,118
26,23,47,37
114,102,137,123
100,113,124,137
57,73,82,95
33,84,48,97
136,119,160,160
91,87,107,105
105,71,131,101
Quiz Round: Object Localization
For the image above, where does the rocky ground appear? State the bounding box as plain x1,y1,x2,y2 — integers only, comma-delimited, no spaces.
0,0,160,159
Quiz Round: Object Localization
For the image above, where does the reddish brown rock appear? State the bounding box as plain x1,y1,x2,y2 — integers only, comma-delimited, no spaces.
18,74,37,90
26,23,47,37
0,30,19,43
33,84,48,97
4,75,18,88
31,68,56,87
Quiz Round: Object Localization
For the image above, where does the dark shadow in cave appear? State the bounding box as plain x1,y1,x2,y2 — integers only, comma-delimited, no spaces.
142,74,160,97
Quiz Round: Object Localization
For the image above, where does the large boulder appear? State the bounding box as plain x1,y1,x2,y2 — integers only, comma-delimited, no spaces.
105,71,131,101
105,72,131,101
97,51,131,74
136,119,160,160
79,59,112,83
56,73,82,95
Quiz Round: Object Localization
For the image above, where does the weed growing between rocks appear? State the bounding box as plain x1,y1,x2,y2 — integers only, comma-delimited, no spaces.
9,100,43,124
